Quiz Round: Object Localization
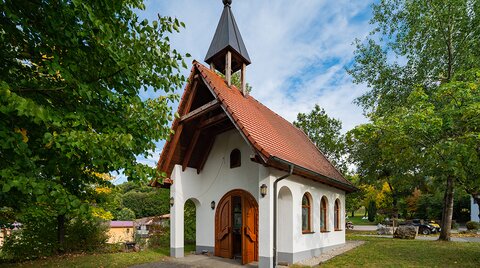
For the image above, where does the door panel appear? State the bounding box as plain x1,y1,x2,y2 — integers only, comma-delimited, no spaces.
242,194,258,264
215,196,232,258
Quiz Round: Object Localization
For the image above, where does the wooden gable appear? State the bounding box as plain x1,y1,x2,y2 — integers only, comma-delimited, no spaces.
153,68,235,187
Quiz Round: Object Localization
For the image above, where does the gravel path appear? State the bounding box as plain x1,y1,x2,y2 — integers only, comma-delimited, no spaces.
295,241,365,267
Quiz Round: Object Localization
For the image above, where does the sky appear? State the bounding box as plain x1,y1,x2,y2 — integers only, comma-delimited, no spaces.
114,0,376,184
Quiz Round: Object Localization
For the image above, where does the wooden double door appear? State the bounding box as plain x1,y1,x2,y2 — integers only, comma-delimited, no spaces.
215,189,258,264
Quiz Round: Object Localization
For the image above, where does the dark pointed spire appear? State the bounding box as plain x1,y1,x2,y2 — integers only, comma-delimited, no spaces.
205,0,251,74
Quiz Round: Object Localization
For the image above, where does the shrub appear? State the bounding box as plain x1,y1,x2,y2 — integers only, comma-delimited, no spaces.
1,213,108,262
148,222,169,248
466,221,480,230
375,214,386,225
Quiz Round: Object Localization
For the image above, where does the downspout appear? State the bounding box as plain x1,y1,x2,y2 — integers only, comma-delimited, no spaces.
273,164,294,267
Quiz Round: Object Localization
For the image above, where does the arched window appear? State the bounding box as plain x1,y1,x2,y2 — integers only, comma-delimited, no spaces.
302,193,312,233
334,199,341,230
320,196,328,232
230,149,241,168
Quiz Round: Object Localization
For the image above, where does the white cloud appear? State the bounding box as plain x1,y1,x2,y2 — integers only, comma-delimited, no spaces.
141,0,373,132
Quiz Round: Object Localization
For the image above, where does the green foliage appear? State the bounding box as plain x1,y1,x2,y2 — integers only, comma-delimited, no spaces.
367,200,377,222
216,71,252,94
184,200,196,244
0,0,187,237
121,188,169,219
147,221,169,248
1,212,108,261
294,104,346,171
349,0,480,113
466,221,480,230
114,208,136,221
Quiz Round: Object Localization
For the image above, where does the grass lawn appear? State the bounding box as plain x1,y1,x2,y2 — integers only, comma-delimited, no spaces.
1,244,195,268
347,215,376,226
297,235,480,268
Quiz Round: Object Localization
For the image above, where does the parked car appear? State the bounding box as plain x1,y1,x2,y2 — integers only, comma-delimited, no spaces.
428,221,441,233
408,219,438,235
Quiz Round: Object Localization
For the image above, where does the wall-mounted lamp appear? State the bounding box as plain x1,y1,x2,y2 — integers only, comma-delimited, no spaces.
211,201,216,210
170,197,174,207
260,184,268,198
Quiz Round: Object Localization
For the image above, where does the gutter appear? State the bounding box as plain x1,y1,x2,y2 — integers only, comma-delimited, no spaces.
273,164,294,267
270,156,357,192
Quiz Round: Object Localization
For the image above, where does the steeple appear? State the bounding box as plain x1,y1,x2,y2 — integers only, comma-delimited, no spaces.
205,0,250,95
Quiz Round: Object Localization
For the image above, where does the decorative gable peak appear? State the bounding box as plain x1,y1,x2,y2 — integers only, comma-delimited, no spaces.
204,0,250,95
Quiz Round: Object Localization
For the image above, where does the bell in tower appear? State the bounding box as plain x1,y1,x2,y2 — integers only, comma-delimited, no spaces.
205,0,251,95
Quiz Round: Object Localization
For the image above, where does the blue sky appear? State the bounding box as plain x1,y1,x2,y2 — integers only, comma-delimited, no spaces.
113,0,376,184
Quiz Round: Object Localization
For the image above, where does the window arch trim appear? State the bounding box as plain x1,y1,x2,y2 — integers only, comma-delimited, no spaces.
334,199,341,231
302,192,313,233
320,196,329,232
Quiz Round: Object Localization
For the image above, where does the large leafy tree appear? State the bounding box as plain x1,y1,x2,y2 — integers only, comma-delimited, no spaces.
350,0,480,114
350,70,480,239
294,104,346,171
0,0,186,246
349,0,480,241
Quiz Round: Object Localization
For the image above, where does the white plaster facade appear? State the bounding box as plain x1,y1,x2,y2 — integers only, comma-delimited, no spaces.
170,130,346,267
471,197,479,222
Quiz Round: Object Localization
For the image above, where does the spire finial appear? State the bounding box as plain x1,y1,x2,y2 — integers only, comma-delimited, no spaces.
223,0,232,6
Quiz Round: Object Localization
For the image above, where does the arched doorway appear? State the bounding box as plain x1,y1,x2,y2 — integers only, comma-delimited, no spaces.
184,198,199,251
215,189,258,265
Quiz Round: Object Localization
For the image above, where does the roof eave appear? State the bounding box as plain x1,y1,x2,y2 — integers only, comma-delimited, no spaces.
269,156,357,193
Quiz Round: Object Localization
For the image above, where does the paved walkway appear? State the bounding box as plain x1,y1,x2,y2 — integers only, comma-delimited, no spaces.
130,241,365,268
130,254,258,268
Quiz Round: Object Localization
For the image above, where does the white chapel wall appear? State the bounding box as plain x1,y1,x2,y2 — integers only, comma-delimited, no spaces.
272,168,346,259
171,129,261,249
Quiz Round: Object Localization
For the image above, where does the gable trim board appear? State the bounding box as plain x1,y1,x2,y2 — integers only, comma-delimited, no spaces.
153,61,355,193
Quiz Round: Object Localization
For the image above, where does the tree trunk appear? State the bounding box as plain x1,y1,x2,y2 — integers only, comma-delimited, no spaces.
439,177,454,241
57,214,65,252
351,210,355,217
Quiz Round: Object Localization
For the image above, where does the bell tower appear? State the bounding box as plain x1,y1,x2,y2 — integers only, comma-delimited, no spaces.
205,0,251,95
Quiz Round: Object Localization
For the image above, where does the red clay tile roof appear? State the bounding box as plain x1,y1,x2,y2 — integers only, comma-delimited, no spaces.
193,62,353,190
153,61,355,192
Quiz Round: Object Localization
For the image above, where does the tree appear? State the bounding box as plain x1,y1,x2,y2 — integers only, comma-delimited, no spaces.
349,0,480,114
115,208,136,221
349,0,480,241
367,200,377,222
353,70,480,239
345,175,364,217
218,71,252,94
294,104,346,171
0,0,186,248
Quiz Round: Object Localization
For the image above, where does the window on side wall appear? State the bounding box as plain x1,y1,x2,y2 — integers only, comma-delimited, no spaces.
302,193,313,233
320,196,328,232
334,199,341,231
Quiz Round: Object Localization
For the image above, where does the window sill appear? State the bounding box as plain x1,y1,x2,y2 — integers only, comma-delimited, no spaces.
320,230,330,233
302,231,315,234
334,229,342,231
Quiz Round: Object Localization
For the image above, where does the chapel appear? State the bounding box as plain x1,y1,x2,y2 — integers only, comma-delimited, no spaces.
153,1,356,267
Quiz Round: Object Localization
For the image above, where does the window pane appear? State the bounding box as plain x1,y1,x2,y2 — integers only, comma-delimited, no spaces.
302,195,308,206
320,209,325,230
302,207,308,230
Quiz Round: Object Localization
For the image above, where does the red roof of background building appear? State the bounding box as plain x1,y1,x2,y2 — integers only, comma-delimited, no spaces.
194,62,352,188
